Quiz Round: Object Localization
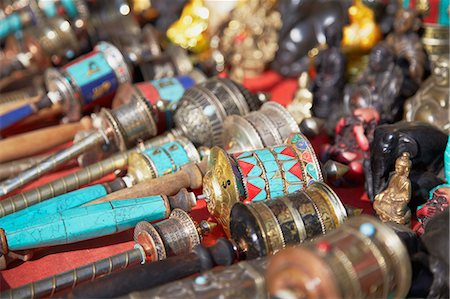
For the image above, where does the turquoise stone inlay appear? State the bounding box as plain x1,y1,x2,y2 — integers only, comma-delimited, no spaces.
282,160,301,183
306,163,319,182
161,141,191,170
0,184,108,232
151,77,186,106
6,196,167,251
254,149,284,199
142,140,191,176
248,177,267,201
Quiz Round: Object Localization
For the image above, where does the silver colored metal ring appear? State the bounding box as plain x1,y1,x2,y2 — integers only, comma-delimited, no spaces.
44,67,79,121
246,110,283,147
223,114,263,153
95,41,132,85
261,101,300,140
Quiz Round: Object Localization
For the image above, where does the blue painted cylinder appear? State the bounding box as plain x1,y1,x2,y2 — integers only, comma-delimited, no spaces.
4,196,169,251
63,51,119,105
45,42,131,122
0,103,35,130
0,184,108,232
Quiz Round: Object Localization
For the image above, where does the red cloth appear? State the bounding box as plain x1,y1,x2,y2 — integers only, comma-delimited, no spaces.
0,72,373,290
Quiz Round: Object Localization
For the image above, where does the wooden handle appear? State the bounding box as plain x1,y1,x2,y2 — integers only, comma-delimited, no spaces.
0,117,92,163
87,161,206,205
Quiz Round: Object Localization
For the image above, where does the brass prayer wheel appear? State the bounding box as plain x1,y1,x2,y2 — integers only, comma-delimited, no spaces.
133,209,212,262
203,133,322,233
223,101,299,153
267,215,412,299
131,216,411,299
230,182,347,260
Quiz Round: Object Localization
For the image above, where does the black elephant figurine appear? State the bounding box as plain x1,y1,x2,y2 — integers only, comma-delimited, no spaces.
271,0,350,77
365,122,447,203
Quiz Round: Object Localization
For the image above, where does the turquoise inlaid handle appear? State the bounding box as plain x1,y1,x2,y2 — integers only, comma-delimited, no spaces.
5,196,167,251
142,140,192,177
0,13,22,40
0,184,108,232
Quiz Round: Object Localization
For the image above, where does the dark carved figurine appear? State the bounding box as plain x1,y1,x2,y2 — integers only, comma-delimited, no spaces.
385,8,427,89
364,122,447,203
321,107,379,185
311,24,346,119
272,0,350,76
344,42,405,123
362,0,399,36
415,209,450,299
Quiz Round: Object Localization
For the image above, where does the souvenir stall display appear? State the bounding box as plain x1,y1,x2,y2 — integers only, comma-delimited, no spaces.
0,1,448,298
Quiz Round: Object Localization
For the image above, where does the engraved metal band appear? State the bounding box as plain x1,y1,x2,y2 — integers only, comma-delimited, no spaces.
261,101,300,140
279,196,308,242
247,202,285,254
246,110,283,147
133,221,167,261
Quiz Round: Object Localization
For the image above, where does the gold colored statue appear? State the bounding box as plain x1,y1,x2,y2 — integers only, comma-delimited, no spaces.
342,0,382,53
286,72,313,123
373,152,412,225
219,0,281,81
404,56,450,131
166,0,210,53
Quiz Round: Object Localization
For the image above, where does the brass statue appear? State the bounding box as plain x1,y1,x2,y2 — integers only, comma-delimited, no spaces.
342,0,381,53
404,56,450,131
166,0,210,53
286,72,313,123
373,152,412,225
219,0,281,81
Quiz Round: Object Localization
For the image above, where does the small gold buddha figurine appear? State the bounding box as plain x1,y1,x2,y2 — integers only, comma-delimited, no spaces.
373,152,412,225
342,0,382,53
166,0,210,53
219,0,282,81
286,72,313,123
